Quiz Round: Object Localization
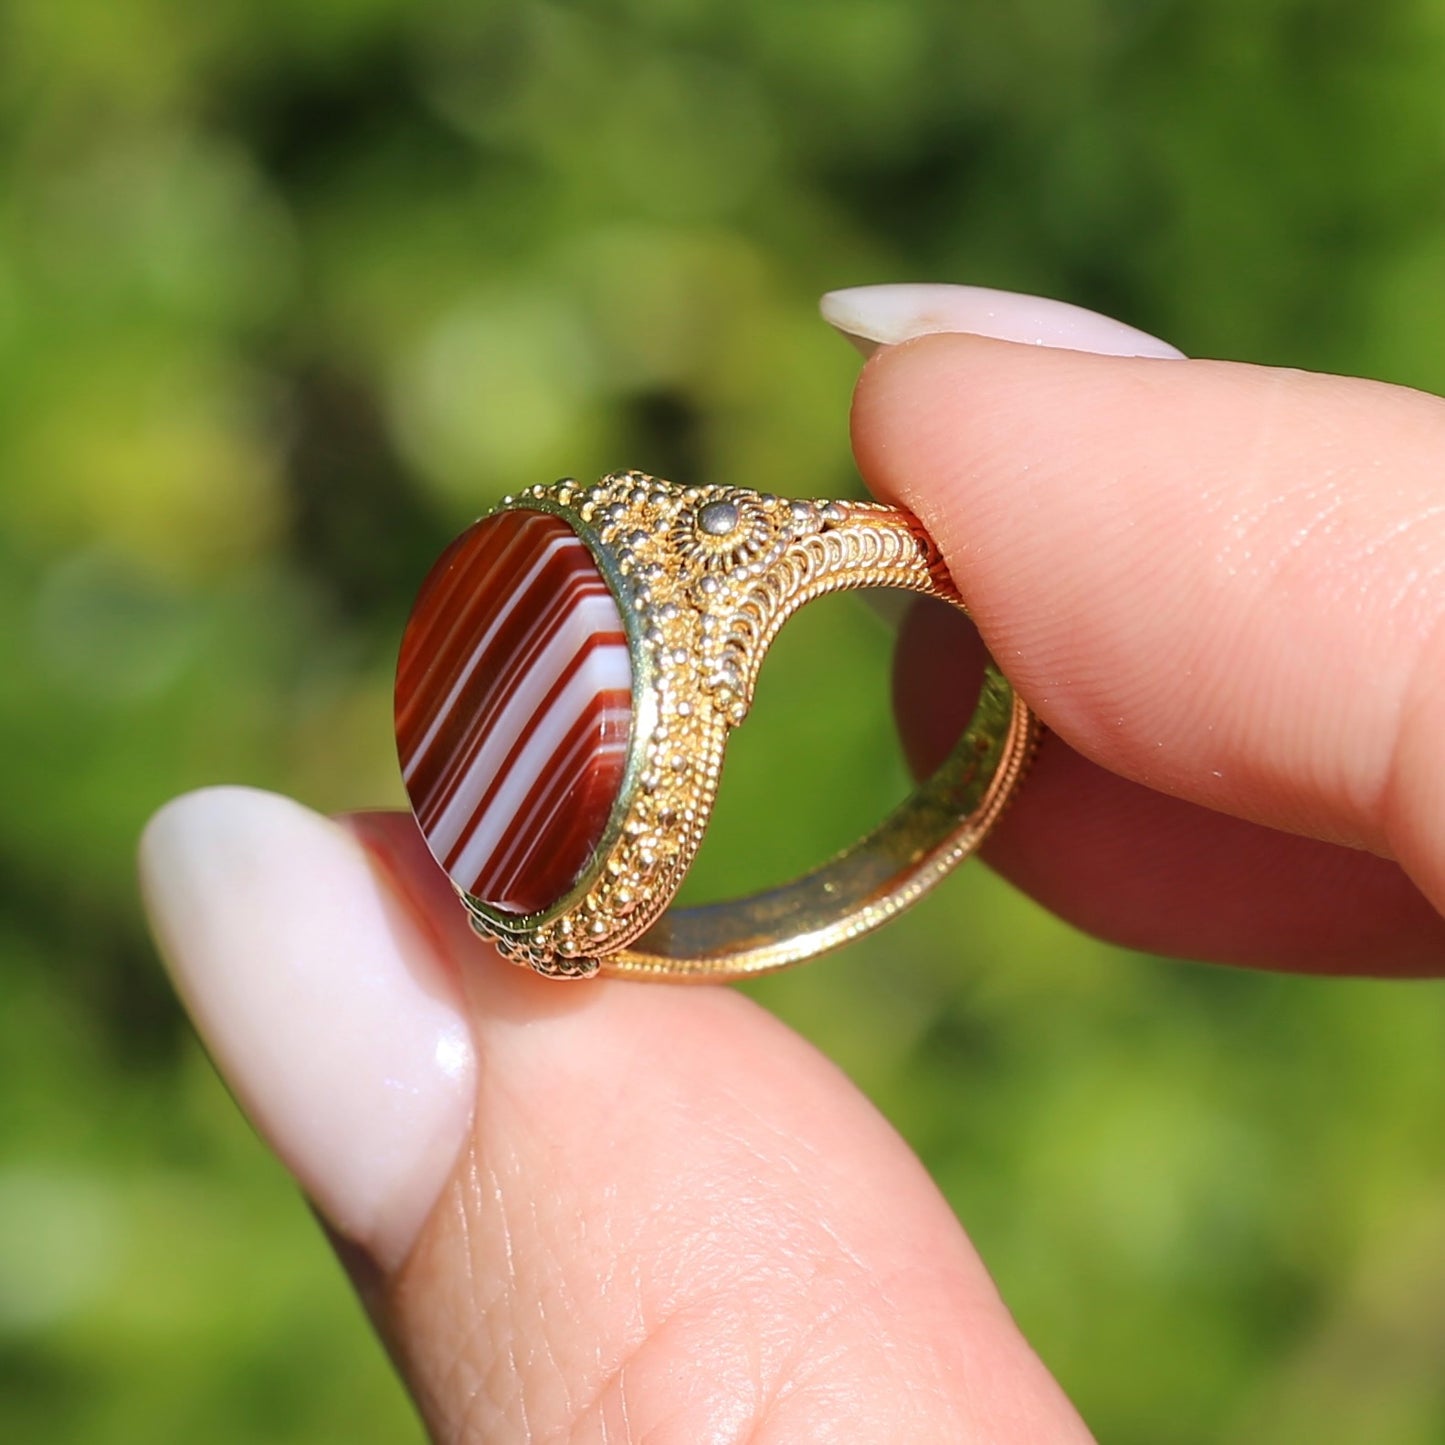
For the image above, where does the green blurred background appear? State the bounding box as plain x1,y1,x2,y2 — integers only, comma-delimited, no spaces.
3,1,1445,1440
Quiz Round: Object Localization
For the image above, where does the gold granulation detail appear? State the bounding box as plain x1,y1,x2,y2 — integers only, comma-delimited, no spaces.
462,471,962,978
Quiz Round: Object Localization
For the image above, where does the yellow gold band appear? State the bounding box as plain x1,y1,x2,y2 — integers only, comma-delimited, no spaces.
605,660,1036,980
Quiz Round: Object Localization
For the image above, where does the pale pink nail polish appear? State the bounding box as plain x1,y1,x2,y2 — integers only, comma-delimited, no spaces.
820,283,1184,359
139,787,476,1270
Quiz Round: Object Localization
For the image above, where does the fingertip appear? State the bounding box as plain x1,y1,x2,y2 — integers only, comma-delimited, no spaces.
851,332,1184,551
855,333,1445,866
139,788,476,1270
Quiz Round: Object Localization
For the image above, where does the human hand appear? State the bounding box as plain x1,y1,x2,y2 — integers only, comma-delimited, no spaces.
139,284,1445,1441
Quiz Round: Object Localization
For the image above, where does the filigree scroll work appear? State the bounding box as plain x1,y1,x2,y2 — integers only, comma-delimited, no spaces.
438,471,1037,982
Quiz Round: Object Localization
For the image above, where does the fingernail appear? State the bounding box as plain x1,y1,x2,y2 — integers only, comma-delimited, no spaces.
820,283,1184,359
138,787,476,1270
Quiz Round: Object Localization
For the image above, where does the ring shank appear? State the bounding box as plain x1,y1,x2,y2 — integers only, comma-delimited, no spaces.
602,664,1038,981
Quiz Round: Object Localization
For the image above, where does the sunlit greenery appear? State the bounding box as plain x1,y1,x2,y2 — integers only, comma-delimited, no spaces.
3,2,1444,1440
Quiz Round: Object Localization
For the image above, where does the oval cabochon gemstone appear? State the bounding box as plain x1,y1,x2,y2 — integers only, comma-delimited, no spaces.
396,510,633,916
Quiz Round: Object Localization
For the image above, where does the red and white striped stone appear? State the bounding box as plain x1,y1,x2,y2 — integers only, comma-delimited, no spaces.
396,509,632,915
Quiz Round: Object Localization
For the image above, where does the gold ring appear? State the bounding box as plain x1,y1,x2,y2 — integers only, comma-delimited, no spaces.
395,471,1038,981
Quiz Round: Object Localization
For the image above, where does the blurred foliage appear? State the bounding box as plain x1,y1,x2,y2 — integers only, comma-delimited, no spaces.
2,0,1445,1440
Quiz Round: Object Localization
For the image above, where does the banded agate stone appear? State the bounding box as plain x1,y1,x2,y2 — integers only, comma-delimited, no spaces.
396,510,632,915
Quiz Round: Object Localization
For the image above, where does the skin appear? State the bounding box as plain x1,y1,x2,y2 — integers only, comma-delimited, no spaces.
150,334,1445,1441
872,337,1445,973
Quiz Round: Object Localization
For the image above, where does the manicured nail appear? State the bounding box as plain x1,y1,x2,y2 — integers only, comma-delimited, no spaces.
138,787,476,1270
820,283,1184,359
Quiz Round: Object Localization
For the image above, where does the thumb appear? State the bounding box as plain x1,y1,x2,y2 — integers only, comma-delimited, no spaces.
139,788,1093,1443
833,284,1445,924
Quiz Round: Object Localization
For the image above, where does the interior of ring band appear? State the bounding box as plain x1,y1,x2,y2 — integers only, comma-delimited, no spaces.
618,660,1026,975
